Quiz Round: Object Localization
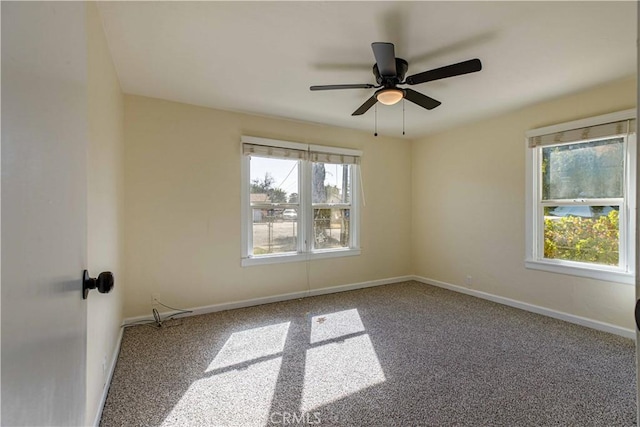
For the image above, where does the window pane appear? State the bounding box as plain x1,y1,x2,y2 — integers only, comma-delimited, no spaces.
312,163,350,204
252,209,298,255
314,208,350,250
542,138,624,200
250,157,299,204
543,205,619,265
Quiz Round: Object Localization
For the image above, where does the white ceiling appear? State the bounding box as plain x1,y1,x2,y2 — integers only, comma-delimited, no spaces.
98,1,637,139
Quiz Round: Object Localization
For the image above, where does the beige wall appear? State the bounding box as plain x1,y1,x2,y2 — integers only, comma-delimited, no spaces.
122,73,636,329
412,76,637,330
124,95,412,318
86,2,125,424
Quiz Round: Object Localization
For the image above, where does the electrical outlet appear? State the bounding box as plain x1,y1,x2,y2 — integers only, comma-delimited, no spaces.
464,275,472,287
152,293,160,304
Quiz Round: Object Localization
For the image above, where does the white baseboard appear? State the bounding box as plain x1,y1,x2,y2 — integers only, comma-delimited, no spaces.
412,275,635,340
123,275,414,325
92,327,124,427
122,272,634,337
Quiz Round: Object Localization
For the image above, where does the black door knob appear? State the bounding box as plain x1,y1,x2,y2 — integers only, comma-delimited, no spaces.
82,270,114,299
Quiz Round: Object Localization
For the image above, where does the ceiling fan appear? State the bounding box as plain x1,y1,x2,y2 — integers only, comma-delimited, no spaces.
310,42,482,116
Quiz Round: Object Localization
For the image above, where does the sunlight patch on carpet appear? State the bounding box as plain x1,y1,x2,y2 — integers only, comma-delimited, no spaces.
161,357,283,427
206,322,290,371
302,309,385,412
310,308,365,344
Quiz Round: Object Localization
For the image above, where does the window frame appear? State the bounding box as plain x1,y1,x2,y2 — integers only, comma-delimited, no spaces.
241,136,361,267
525,109,636,284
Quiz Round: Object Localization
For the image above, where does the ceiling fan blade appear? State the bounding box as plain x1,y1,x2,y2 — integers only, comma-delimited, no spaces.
371,42,397,77
352,96,378,116
403,88,441,110
405,58,482,85
310,83,376,91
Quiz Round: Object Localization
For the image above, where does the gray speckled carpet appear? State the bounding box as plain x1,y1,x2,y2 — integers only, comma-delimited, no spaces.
100,281,636,426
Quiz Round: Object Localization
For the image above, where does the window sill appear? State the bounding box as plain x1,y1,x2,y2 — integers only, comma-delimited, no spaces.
525,259,634,285
242,248,361,267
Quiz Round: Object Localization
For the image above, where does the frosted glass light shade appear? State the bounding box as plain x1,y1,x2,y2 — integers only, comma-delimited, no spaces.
376,89,404,106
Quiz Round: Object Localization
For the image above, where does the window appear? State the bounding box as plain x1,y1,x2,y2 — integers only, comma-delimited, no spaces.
241,136,361,266
525,110,636,284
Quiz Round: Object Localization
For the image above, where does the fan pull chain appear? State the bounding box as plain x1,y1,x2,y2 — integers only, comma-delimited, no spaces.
374,104,378,137
402,99,405,136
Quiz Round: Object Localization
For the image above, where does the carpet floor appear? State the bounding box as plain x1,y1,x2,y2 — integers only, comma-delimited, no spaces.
100,281,636,426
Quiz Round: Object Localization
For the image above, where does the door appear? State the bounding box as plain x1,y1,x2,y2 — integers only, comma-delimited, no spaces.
2,2,89,425
636,6,640,423
637,6,640,424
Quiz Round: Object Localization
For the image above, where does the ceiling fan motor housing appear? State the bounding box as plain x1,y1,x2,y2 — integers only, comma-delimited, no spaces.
373,58,408,86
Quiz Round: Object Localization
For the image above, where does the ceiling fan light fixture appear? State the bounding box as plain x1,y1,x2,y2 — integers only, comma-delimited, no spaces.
376,88,404,105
